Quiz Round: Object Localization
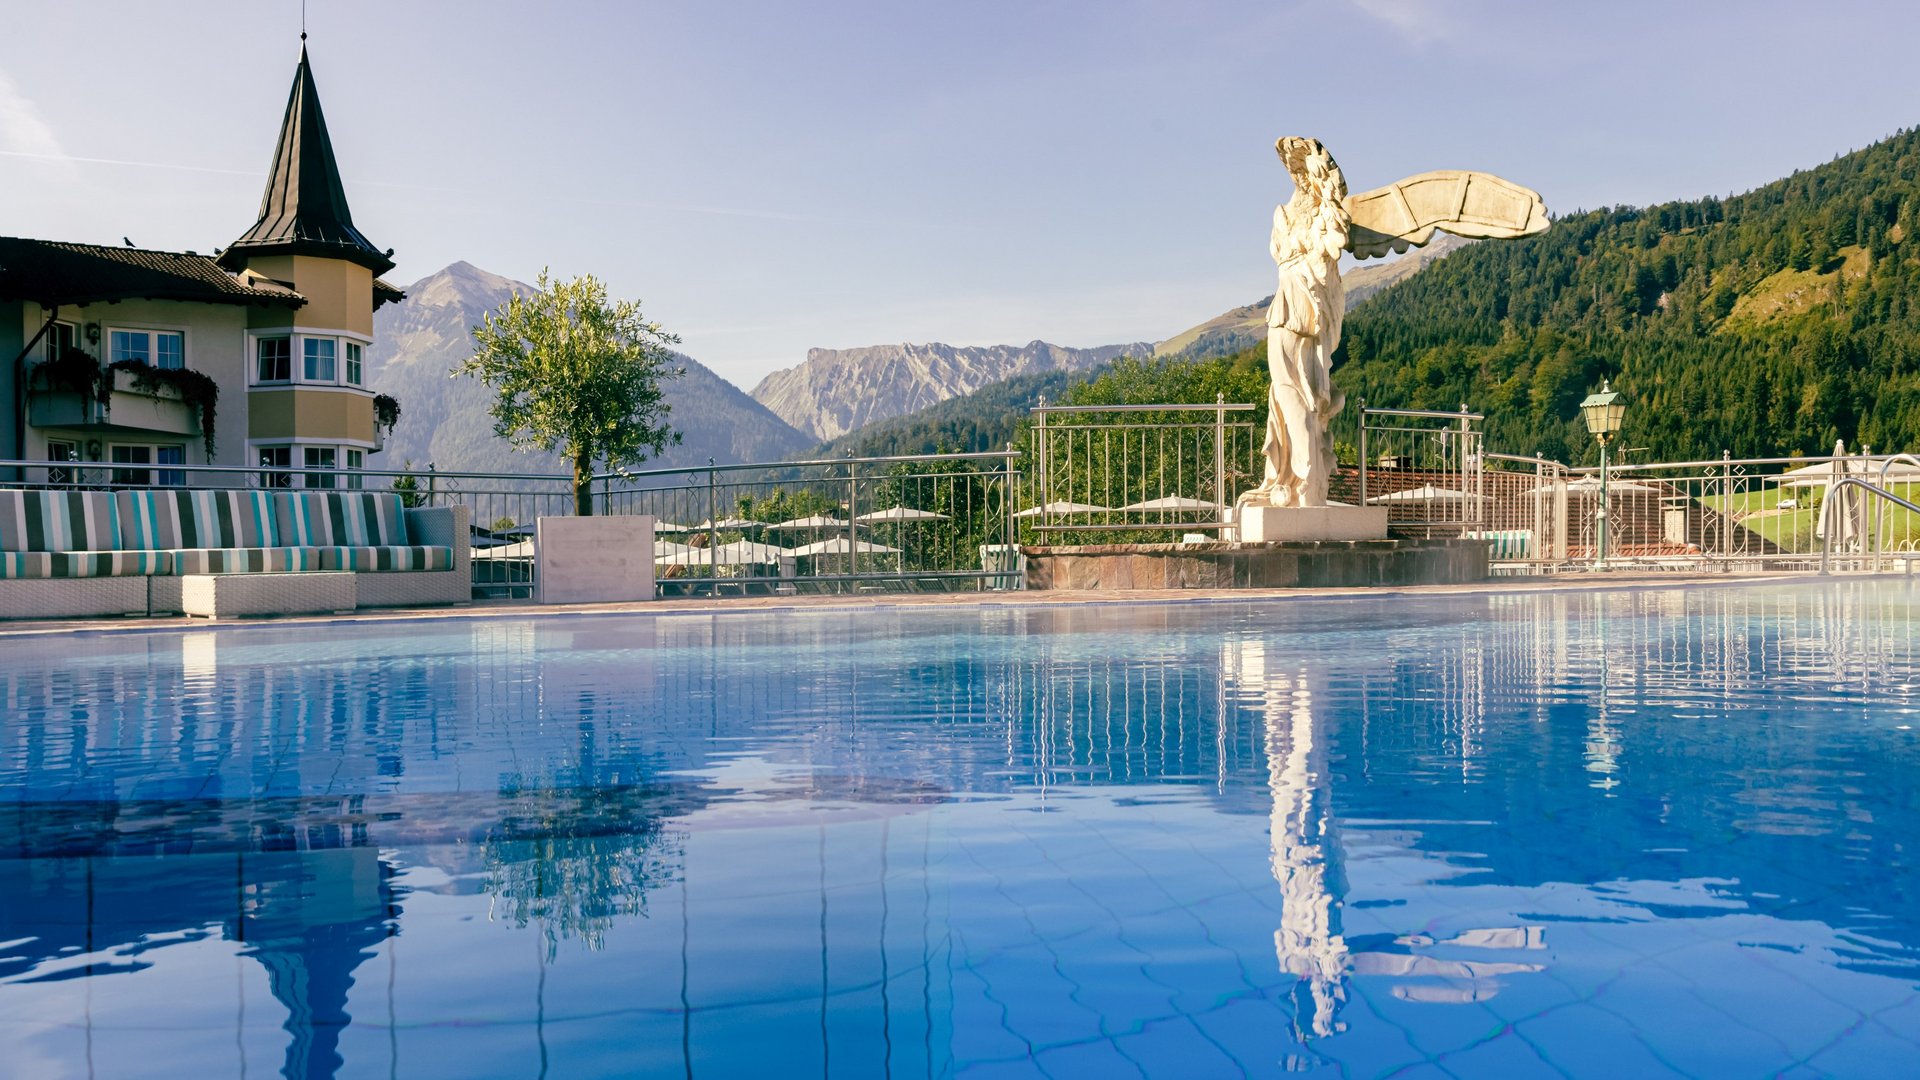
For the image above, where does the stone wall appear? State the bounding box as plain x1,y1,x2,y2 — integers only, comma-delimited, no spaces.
1023,539,1488,590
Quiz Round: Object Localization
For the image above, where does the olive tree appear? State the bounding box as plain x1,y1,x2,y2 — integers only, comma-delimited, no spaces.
460,270,684,514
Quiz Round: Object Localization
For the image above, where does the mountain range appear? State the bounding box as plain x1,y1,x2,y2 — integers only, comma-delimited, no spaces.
749,339,1154,442
367,262,813,476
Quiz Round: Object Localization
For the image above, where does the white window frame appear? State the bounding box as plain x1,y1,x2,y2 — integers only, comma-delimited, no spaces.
105,325,190,371
249,329,374,389
42,321,77,363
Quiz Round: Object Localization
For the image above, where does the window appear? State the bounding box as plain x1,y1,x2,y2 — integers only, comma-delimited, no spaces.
110,330,148,366
110,444,187,487
46,440,78,487
303,338,336,382
257,337,291,382
303,446,337,489
345,342,363,385
345,448,364,489
258,446,292,489
110,445,151,487
109,329,185,369
156,446,186,487
42,322,76,363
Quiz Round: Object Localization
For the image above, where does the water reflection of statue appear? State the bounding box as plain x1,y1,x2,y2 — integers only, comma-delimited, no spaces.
1241,639,1350,1038
1243,137,1550,510
1232,639,1547,1042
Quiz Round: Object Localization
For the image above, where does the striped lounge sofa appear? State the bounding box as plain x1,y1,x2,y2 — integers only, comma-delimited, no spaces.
0,488,470,619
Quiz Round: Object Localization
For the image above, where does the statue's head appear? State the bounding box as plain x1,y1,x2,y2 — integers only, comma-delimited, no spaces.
1275,137,1347,203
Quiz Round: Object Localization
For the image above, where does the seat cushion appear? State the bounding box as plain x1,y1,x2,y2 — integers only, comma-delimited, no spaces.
273,492,410,548
117,489,277,550
0,490,121,552
165,547,324,575
318,545,453,572
0,550,166,579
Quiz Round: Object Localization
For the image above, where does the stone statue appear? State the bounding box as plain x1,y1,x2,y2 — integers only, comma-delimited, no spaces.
1242,137,1550,511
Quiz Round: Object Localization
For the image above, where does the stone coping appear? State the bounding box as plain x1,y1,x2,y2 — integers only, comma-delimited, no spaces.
0,571,1863,640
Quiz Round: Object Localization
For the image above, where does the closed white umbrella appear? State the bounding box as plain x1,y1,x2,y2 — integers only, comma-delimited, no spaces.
1014,501,1109,518
855,506,949,523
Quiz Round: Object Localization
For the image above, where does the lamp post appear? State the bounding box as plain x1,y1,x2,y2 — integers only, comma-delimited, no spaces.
1580,380,1626,569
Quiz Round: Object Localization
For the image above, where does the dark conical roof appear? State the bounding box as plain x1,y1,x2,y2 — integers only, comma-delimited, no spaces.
220,47,393,275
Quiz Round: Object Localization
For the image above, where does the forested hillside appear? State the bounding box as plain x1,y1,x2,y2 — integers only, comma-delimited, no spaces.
1337,127,1920,463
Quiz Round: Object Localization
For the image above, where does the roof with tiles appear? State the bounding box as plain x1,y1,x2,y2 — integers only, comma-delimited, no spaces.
0,237,307,309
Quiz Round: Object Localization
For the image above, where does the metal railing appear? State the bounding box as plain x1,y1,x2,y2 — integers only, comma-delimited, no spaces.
594,449,1023,596
1023,396,1259,540
1822,477,1920,574
0,449,1025,599
1354,404,1485,534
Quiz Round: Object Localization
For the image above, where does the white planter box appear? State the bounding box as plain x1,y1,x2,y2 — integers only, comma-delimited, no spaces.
535,515,656,604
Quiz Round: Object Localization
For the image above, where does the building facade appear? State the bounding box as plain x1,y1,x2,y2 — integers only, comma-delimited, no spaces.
0,46,403,488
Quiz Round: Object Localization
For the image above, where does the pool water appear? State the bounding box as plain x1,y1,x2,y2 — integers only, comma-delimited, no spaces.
3,582,1919,1078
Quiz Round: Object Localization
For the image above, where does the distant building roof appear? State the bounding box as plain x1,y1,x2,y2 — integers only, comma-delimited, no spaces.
218,47,394,276
0,237,308,309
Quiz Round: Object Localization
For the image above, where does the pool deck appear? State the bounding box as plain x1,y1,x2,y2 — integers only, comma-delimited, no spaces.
0,571,1880,637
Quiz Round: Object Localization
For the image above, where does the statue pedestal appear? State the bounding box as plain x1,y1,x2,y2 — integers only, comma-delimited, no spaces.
1236,504,1388,542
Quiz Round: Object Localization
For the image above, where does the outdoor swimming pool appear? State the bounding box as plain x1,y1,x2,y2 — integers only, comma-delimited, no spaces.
3,582,1918,1078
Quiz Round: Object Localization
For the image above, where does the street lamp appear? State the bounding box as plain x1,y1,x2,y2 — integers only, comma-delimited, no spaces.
1580,380,1626,569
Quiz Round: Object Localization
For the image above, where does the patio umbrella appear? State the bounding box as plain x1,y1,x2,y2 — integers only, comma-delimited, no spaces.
658,540,791,565
1013,501,1110,518
653,539,696,558
650,520,693,533
694,517,767,531
766,514,856,531
1366,484,1490,504
1521,476,1661,496
792,537,901,557
855,506,950,523
1118,496,1220,512
1776,453,1918,488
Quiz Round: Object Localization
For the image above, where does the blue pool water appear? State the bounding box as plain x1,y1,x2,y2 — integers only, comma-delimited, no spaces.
3,582,1920,1078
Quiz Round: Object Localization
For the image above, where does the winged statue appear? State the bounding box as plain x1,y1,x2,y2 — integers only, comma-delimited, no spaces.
1244,137,1548,511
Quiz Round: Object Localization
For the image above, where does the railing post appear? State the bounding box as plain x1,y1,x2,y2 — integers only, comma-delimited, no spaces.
847,451,858,588
1214,392,1228,518
707,458,718,587
427,463,438,506
1005,443,1018,588
1721,450,1733,572
1357,397,1369,506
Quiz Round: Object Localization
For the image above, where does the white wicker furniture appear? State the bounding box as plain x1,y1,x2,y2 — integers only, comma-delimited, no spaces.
181,571,356,619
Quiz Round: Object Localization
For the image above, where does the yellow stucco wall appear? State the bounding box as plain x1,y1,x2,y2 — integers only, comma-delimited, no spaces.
244,255,373,335
248,388,376,443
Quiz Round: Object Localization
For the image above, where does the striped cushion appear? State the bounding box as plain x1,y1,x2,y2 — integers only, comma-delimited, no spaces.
116,489,277,550
0,552,51,579
0,491,121,552
273,492,410,548
165,547,323,575
318,545,452,572
0,551,166,578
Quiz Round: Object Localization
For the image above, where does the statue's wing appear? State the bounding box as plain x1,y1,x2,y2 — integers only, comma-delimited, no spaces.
1343,171,1549,260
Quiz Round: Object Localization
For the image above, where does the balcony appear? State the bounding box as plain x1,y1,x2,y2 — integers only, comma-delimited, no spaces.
29,364,202,439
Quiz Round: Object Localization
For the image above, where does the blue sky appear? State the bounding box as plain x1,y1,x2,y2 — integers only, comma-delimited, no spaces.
5,1,1919,388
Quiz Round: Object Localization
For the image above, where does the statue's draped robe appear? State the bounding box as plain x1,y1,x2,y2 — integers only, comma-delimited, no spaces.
1260,207,1345,508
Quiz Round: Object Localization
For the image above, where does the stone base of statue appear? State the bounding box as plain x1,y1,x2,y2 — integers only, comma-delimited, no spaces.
1235,504,1387,543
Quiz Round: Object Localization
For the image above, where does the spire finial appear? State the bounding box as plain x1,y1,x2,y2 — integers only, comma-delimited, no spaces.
300,0,307,41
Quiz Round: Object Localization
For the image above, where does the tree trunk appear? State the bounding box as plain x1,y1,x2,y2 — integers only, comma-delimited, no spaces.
573,451,595,516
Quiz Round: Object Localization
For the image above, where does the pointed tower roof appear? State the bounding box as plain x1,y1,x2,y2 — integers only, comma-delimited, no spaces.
220,46,394,275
